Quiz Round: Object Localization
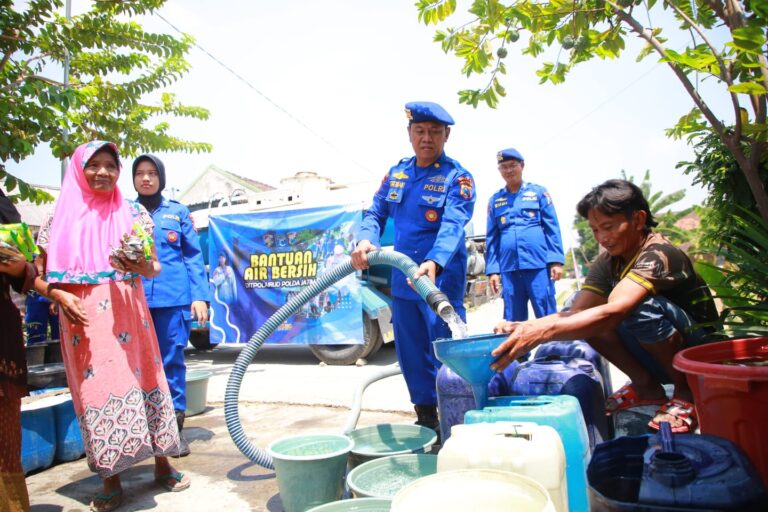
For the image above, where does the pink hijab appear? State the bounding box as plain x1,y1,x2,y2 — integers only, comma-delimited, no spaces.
45,141,134,282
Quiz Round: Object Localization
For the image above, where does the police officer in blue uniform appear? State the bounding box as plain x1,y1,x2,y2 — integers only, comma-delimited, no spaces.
133,154,209,457
352,102,475,434
485,148,565,322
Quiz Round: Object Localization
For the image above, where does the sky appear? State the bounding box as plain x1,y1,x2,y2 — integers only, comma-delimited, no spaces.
8,0,733,247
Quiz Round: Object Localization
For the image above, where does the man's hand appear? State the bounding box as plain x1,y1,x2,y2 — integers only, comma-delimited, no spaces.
51,289,89,326
191,300,208,324
489,273,501,295
409,260,438,288
351,240,376,270
490,320,544,371
549,263,564,281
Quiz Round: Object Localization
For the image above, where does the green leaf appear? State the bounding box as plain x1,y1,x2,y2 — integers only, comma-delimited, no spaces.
728,82,768,95
5,175,18,192
730,25,766,54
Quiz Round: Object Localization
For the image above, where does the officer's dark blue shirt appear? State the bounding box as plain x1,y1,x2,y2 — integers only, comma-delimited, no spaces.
141,197,209,308
357,152,475,302
485,181,564,274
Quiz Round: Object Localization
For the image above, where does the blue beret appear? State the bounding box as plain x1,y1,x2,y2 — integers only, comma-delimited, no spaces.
497,148,524,163
404,101,455,126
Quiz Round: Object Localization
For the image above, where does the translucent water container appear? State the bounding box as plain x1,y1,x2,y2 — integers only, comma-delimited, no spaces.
464,395,590,512
438,422,568,511
436,360,521,442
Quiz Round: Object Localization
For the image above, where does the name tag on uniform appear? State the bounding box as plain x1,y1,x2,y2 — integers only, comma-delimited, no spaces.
522,191,538,201
163,213,181,222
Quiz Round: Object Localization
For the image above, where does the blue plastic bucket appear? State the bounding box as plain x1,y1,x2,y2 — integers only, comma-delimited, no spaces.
267,433,353,512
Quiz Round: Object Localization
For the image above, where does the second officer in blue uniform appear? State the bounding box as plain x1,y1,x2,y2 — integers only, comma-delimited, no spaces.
352,102,475,434
133,154,209,457
485,148,565,321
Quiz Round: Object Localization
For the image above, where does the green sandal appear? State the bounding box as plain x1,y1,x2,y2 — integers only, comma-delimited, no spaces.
155,471,191,492
90,488,123,512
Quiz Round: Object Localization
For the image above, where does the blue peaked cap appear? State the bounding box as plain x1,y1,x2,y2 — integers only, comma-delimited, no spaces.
497,147,525,163
405,101,455,125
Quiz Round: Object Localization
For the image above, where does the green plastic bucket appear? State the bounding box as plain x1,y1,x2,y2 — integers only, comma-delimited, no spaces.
347,424,437,468
267,433,353,512
306,497,392,511
185,370,211,416
347,454,437,499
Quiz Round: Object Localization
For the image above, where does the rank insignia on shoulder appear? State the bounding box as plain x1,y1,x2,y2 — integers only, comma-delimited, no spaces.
425,209,439,222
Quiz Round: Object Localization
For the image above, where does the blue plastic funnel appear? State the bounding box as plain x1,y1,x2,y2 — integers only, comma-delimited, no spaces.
433,333,507,409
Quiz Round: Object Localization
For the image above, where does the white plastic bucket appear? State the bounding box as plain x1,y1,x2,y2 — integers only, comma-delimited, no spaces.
391,469,555,512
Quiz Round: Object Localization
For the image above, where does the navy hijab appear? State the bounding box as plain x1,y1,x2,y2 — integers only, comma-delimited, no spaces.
132,154,166,212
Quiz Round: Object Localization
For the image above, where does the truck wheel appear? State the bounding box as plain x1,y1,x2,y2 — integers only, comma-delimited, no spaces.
309,313,382,365
189,328,218,351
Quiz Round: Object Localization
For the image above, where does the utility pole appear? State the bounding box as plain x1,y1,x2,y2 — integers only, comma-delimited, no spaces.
60,0,71,181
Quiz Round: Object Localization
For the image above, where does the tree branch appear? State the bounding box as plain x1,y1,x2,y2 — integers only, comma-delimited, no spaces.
664,1,728,83
608,3,729,148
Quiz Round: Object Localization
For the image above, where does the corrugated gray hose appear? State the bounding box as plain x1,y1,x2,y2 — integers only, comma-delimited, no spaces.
224,250,454,468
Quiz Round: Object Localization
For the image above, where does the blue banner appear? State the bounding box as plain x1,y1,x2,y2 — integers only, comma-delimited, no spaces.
207,204,363,345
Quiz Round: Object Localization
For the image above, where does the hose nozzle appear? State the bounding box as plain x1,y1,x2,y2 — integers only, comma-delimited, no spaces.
426,290,454,320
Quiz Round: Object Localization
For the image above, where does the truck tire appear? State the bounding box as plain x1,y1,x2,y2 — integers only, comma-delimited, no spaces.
309,313,382,365
189,328,218,351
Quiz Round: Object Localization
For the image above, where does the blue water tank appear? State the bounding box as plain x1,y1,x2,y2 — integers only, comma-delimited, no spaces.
52,394,84,462
20,402,56,474
465,394,590,512
508,356,611,450
588,431,768,511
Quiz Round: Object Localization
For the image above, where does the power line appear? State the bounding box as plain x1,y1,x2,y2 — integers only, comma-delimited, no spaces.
154,12,376,177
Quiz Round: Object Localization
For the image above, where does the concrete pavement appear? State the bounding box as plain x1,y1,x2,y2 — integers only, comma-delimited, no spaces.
25,294,631,512
25,299,509,512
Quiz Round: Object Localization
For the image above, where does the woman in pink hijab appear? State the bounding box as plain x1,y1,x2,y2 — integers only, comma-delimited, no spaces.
34,141,190,512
